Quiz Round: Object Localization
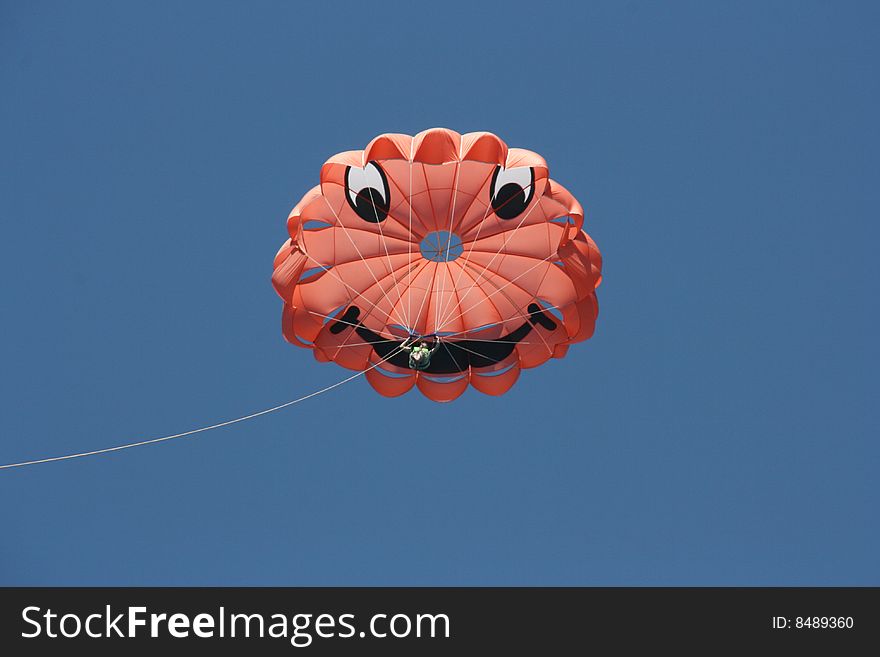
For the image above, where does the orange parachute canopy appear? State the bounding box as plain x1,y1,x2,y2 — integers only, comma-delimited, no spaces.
272,128,602,402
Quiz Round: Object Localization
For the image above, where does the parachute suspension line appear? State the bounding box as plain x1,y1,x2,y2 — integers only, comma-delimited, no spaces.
299,251,413,330
404,160,450,340
409,164,439,339
460,259,556,358
321,197,408,329
304,308,539,346
436,177,542,331
442,188,544,334
437,162,493,331
301,262,426,338
324,289,378,361
447,253,558,335
360,159,410,332
407,143,414,332
321,196,405,328
439,288,564,340
306,309,392,335
0,347,406,471
435,156,462,331
439,338,507,363
441,166,495,291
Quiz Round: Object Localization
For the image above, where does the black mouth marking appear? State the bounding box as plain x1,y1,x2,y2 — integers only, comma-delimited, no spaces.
329,304,558,374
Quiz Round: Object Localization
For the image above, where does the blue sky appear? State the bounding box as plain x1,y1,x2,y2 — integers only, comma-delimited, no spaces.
1,1,877,585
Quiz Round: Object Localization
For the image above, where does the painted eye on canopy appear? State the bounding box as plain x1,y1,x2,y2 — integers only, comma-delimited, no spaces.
490,166,535,220
345,161,390,223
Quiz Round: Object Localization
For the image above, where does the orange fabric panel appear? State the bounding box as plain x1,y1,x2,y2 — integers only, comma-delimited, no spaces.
416,373,470,402
471,365,521,396
412,128,461,165
366,367,417,398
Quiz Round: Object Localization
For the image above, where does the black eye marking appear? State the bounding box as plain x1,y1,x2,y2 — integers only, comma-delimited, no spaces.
345,161,390,223
490,166,535,220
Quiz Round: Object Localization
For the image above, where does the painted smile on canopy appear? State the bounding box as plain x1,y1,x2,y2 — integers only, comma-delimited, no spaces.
329,304,558,375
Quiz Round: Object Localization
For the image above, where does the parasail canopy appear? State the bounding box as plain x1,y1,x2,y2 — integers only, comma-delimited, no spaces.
272,128,602,402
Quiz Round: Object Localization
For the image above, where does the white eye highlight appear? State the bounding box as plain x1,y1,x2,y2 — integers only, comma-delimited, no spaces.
490,166,535,220
345,162,390,223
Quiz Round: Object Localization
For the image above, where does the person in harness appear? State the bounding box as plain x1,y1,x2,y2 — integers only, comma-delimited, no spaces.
402,335,441,371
